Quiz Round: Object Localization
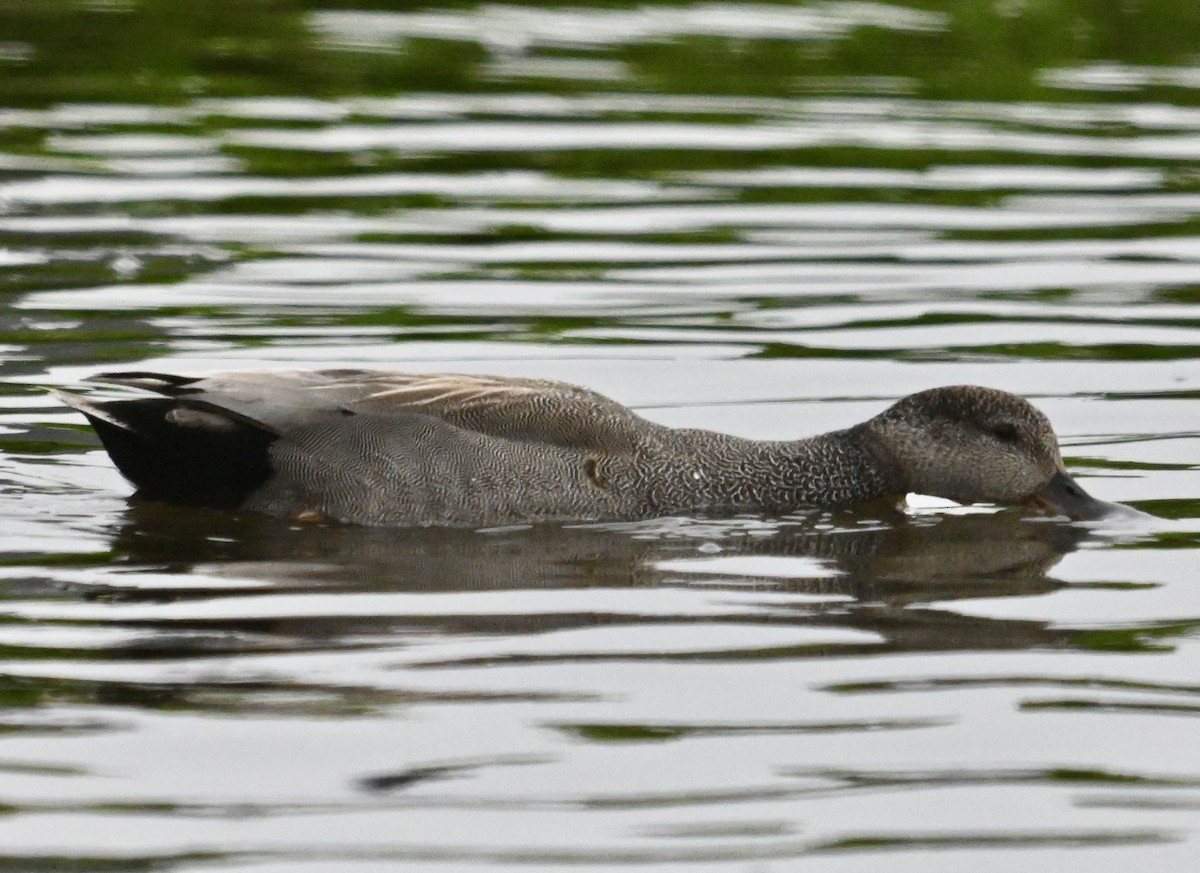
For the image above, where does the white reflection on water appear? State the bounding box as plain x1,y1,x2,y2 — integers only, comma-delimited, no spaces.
222,118,1200,159
0,169,683,206
678,165,1165,190
309,3,946,52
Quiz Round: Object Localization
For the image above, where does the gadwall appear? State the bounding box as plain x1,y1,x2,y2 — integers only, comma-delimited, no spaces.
57,370,1115,527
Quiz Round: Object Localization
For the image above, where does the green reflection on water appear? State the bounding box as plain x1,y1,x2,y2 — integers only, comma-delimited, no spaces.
2,1,1200,108
1069,622,1197,653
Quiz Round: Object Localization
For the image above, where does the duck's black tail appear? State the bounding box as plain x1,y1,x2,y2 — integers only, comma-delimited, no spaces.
56,391,275,509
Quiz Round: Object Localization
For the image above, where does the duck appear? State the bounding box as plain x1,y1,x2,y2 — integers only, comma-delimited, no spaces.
55,369,1117,527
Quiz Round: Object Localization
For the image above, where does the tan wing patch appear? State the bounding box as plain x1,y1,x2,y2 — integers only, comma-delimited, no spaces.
360,376,542,407
314,372,654,454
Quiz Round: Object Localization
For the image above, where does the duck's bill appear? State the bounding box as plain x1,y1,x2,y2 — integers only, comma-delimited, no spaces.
1027,470,1115,521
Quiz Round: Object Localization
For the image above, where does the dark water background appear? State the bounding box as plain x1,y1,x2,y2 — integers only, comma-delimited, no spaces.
2,1,1199,870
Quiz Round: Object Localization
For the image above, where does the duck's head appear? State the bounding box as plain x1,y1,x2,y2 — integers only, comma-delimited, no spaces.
865,386,1113,520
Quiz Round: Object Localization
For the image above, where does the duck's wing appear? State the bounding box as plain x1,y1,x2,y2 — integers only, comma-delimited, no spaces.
84,369,659,453
326,371,659,452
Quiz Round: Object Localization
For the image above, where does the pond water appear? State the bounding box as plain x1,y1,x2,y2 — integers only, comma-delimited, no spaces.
2,1,1200,870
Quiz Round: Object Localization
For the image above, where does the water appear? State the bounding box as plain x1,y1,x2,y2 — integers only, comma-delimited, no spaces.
2,1,1199,870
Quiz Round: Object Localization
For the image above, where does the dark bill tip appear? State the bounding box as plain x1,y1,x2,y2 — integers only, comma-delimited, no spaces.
1028,469,1116,521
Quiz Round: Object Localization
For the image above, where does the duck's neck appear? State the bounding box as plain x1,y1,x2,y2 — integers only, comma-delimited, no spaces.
672,423,908,513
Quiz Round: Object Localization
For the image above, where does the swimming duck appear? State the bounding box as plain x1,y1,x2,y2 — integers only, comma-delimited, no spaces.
56,370,1115,527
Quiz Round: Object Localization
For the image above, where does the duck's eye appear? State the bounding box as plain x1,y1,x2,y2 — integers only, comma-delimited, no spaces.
991,422,1020,442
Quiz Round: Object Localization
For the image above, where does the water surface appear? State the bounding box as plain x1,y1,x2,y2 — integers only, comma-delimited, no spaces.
1,1,1199,870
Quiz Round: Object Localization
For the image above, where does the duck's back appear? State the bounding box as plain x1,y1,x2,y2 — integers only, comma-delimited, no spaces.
58,370,667,526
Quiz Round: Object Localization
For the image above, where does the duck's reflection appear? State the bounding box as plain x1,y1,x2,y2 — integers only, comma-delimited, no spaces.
102,503,1091,655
